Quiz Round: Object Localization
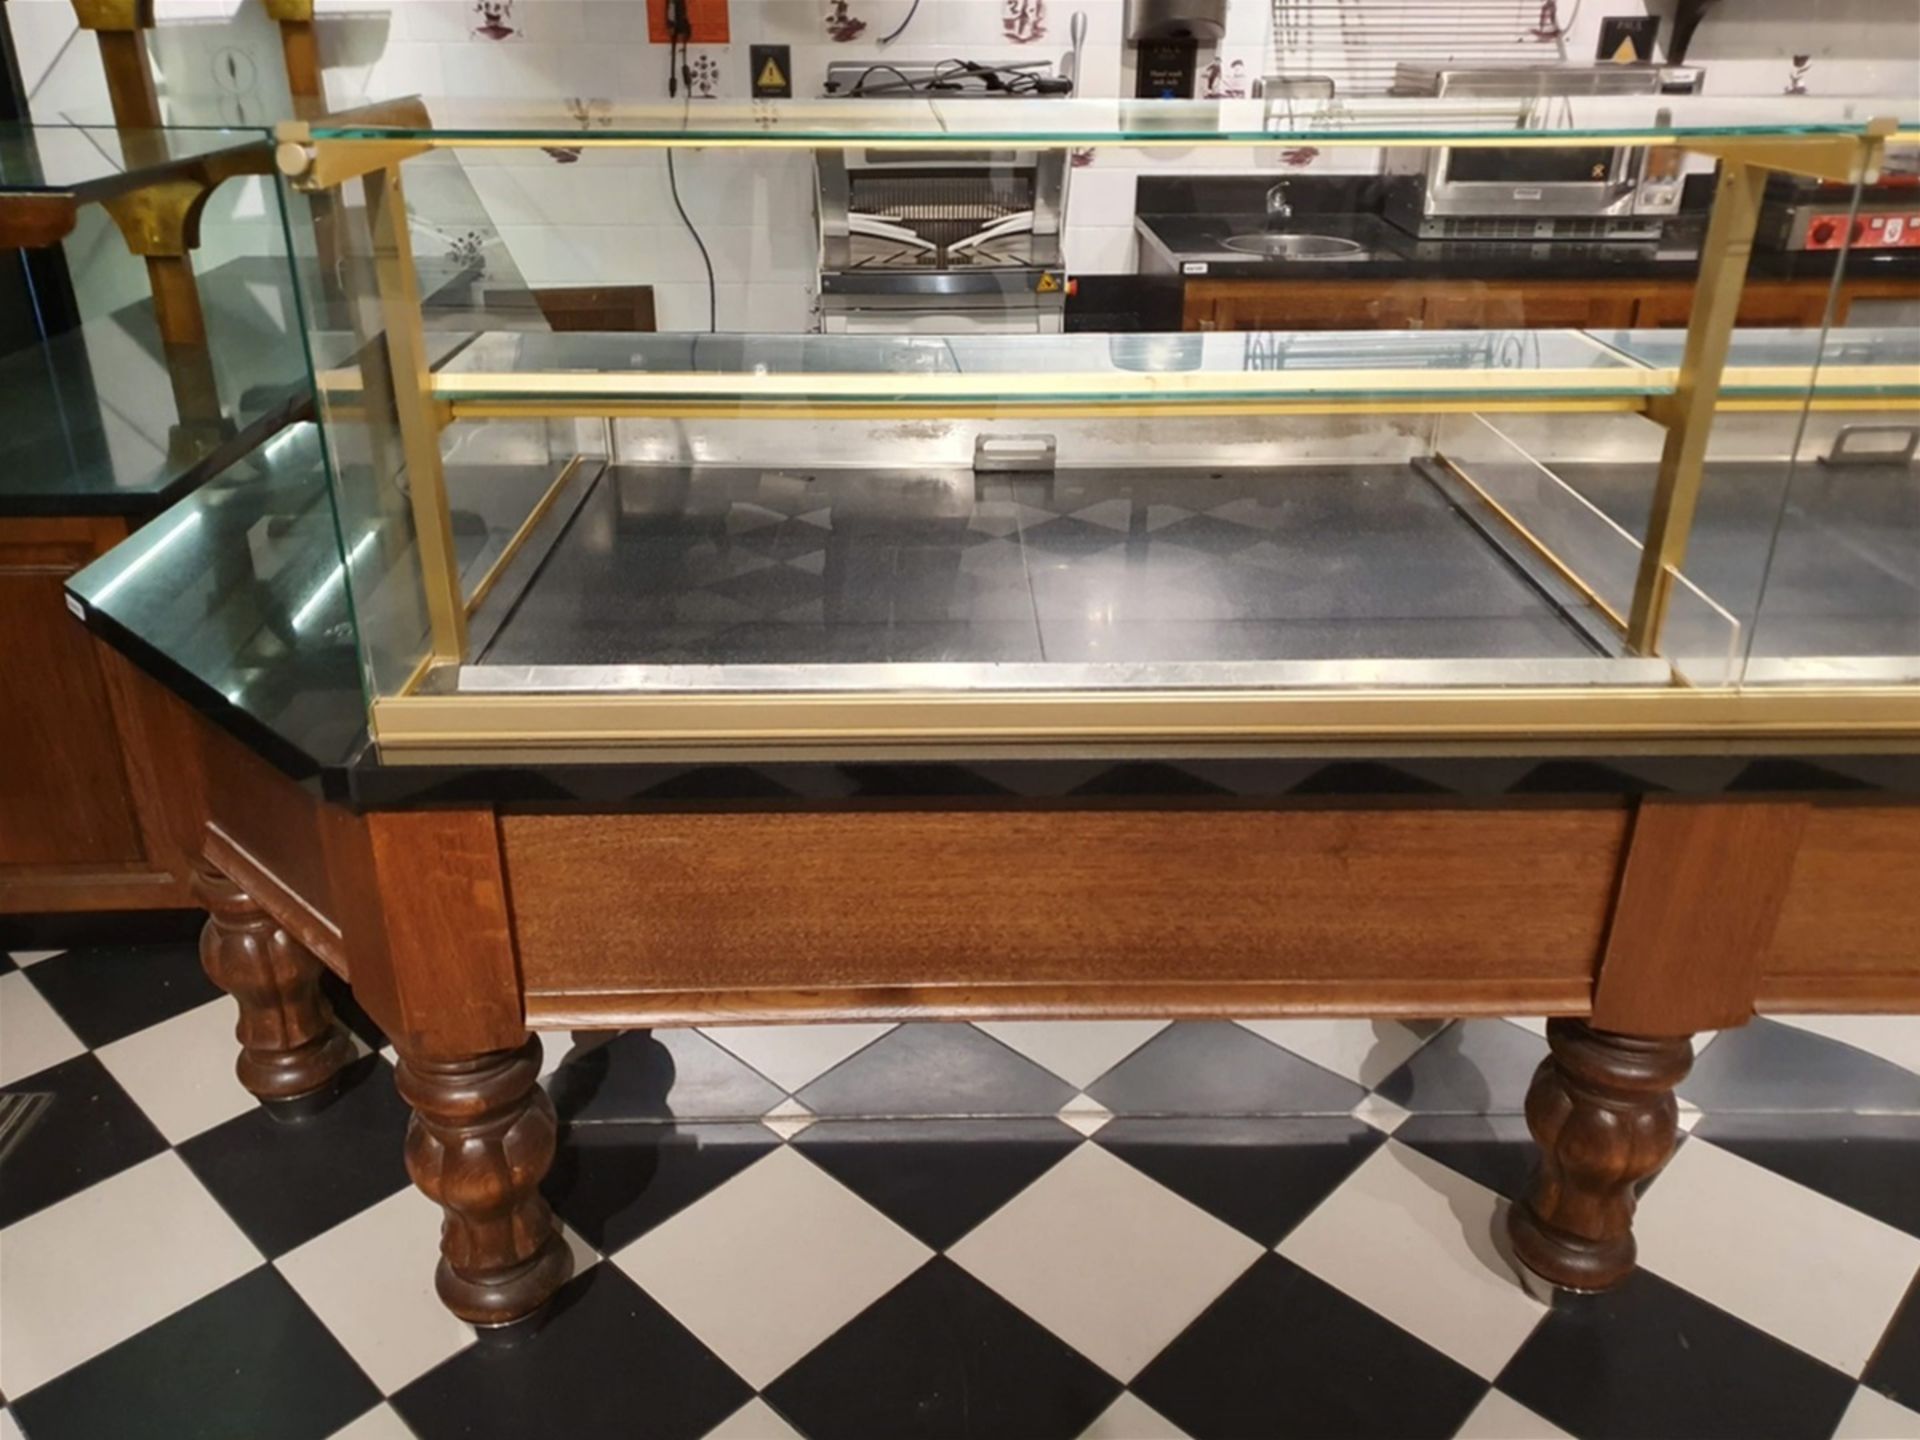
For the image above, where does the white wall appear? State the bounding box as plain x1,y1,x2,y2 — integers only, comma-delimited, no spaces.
8,0,1916,321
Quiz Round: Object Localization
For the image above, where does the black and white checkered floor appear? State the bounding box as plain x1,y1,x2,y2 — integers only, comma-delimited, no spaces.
3,940,1919,1440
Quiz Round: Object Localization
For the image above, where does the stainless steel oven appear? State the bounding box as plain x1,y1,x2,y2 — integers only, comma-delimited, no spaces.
1382,64,1704,241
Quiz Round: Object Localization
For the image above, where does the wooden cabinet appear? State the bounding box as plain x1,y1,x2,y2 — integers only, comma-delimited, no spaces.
1193,280,1427,331
0,515,199,916
1183,274,1914,332
1632,279,1836,329
1423,282,1640,330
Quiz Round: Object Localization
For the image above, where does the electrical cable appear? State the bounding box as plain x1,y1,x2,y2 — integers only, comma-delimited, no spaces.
658,0,714,330
666,149,716,333
877,0,922,45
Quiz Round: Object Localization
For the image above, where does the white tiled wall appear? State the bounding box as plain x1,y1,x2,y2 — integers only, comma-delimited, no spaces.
7,0,1917,317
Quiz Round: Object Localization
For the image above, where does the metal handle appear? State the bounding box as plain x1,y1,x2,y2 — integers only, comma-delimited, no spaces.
974,434,1057,474
1822,424,1920,468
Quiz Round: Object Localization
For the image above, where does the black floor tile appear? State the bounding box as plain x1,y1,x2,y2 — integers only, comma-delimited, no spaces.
1087,1022,1366,1119
1868,1272,1920,1412
1391,1113,1538,1202
764,1256,1121,1440
547,1029,784,1124
1690,1113,1920,1239
394,1264,751,1440
1094,1116,1385,1247
1374,1019,1546,1115
21,943,222,1048
792,1118,1082,1249
177,1053,410,1257
1131,1253,1488,1440
543,1121,779,1254
0,1052,167,1228
796,1023,1079,1119
10,1265,379,1440
1496,1267,1857,1440
1680,1019,1920,1114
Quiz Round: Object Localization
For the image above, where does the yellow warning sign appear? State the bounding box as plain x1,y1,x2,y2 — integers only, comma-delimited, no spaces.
1035,272,1061,293
1610,36,1639,63
758,55,786,91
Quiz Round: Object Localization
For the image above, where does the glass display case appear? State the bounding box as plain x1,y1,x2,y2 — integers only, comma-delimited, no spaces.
72,96,1920,761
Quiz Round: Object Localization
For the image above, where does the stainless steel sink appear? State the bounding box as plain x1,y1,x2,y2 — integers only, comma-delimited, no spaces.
1221,232,1367,259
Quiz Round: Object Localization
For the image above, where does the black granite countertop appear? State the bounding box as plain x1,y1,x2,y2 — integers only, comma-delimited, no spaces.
1136,210,1920,284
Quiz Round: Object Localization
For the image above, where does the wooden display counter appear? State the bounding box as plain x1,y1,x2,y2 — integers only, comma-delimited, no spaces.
136,663,1920,1325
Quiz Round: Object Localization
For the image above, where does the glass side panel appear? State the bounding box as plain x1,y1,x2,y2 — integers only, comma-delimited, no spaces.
0,123,262,193
280,158,549,702
306,95,1910,145
433,328,1654,407
0,172,311,513
65,424,367,771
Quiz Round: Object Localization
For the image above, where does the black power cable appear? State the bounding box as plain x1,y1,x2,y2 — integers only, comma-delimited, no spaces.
662,0,716,332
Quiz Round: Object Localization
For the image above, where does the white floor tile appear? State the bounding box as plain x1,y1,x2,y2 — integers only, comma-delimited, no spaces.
1350,1094,1412,1134
760,1096,816,1140
0,1152,261,1396
327,1404,421,1440
0,1410,26,1440
1635,1137,1920,1375
95,999,254,1143
276,1188,476,1394
1502,1017,1549,1037
1057,1092,1114,1137
974,1021,1170,1089
1277,1141,1547,1380
0,970,85,1086
7,951,65,967
949,1144,1263,1381
1774,1014,1920,1078
1079,1392,1191,1438
698,1023,896,1093
613,1145,930,1387
1235,1018,1439,1089
1833,1386,1920,1440
1453,1389,1573,1439
704,1397,807,1439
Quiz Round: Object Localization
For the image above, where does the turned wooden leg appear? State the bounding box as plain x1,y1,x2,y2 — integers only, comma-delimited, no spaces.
1509,1018,1694,1292
193,861,357,1104
395,1037,574,1326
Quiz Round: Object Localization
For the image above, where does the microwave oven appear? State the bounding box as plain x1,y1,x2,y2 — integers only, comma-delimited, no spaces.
1381,64,1705,241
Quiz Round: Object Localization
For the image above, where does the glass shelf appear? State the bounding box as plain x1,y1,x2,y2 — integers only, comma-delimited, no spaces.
0,123,265,198
302,95,1913,148
427,329,1661,413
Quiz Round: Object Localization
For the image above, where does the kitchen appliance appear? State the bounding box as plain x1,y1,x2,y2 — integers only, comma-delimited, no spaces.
816,60,1070,334
1381,63,1705,242
1760,145,1920,251
1126,0,1224,42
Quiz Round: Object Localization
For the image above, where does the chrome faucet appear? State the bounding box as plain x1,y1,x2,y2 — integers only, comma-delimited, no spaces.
1265,180,1293,224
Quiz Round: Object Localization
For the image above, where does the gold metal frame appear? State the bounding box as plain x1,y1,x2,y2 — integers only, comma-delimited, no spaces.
295,117,1915,750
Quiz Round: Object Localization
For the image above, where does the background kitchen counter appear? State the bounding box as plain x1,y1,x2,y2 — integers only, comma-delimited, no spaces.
1127,176,1920,333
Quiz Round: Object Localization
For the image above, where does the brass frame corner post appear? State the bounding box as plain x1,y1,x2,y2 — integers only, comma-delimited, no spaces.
1626,125,1894,658
362,162,470,665
1624,158,1765,655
